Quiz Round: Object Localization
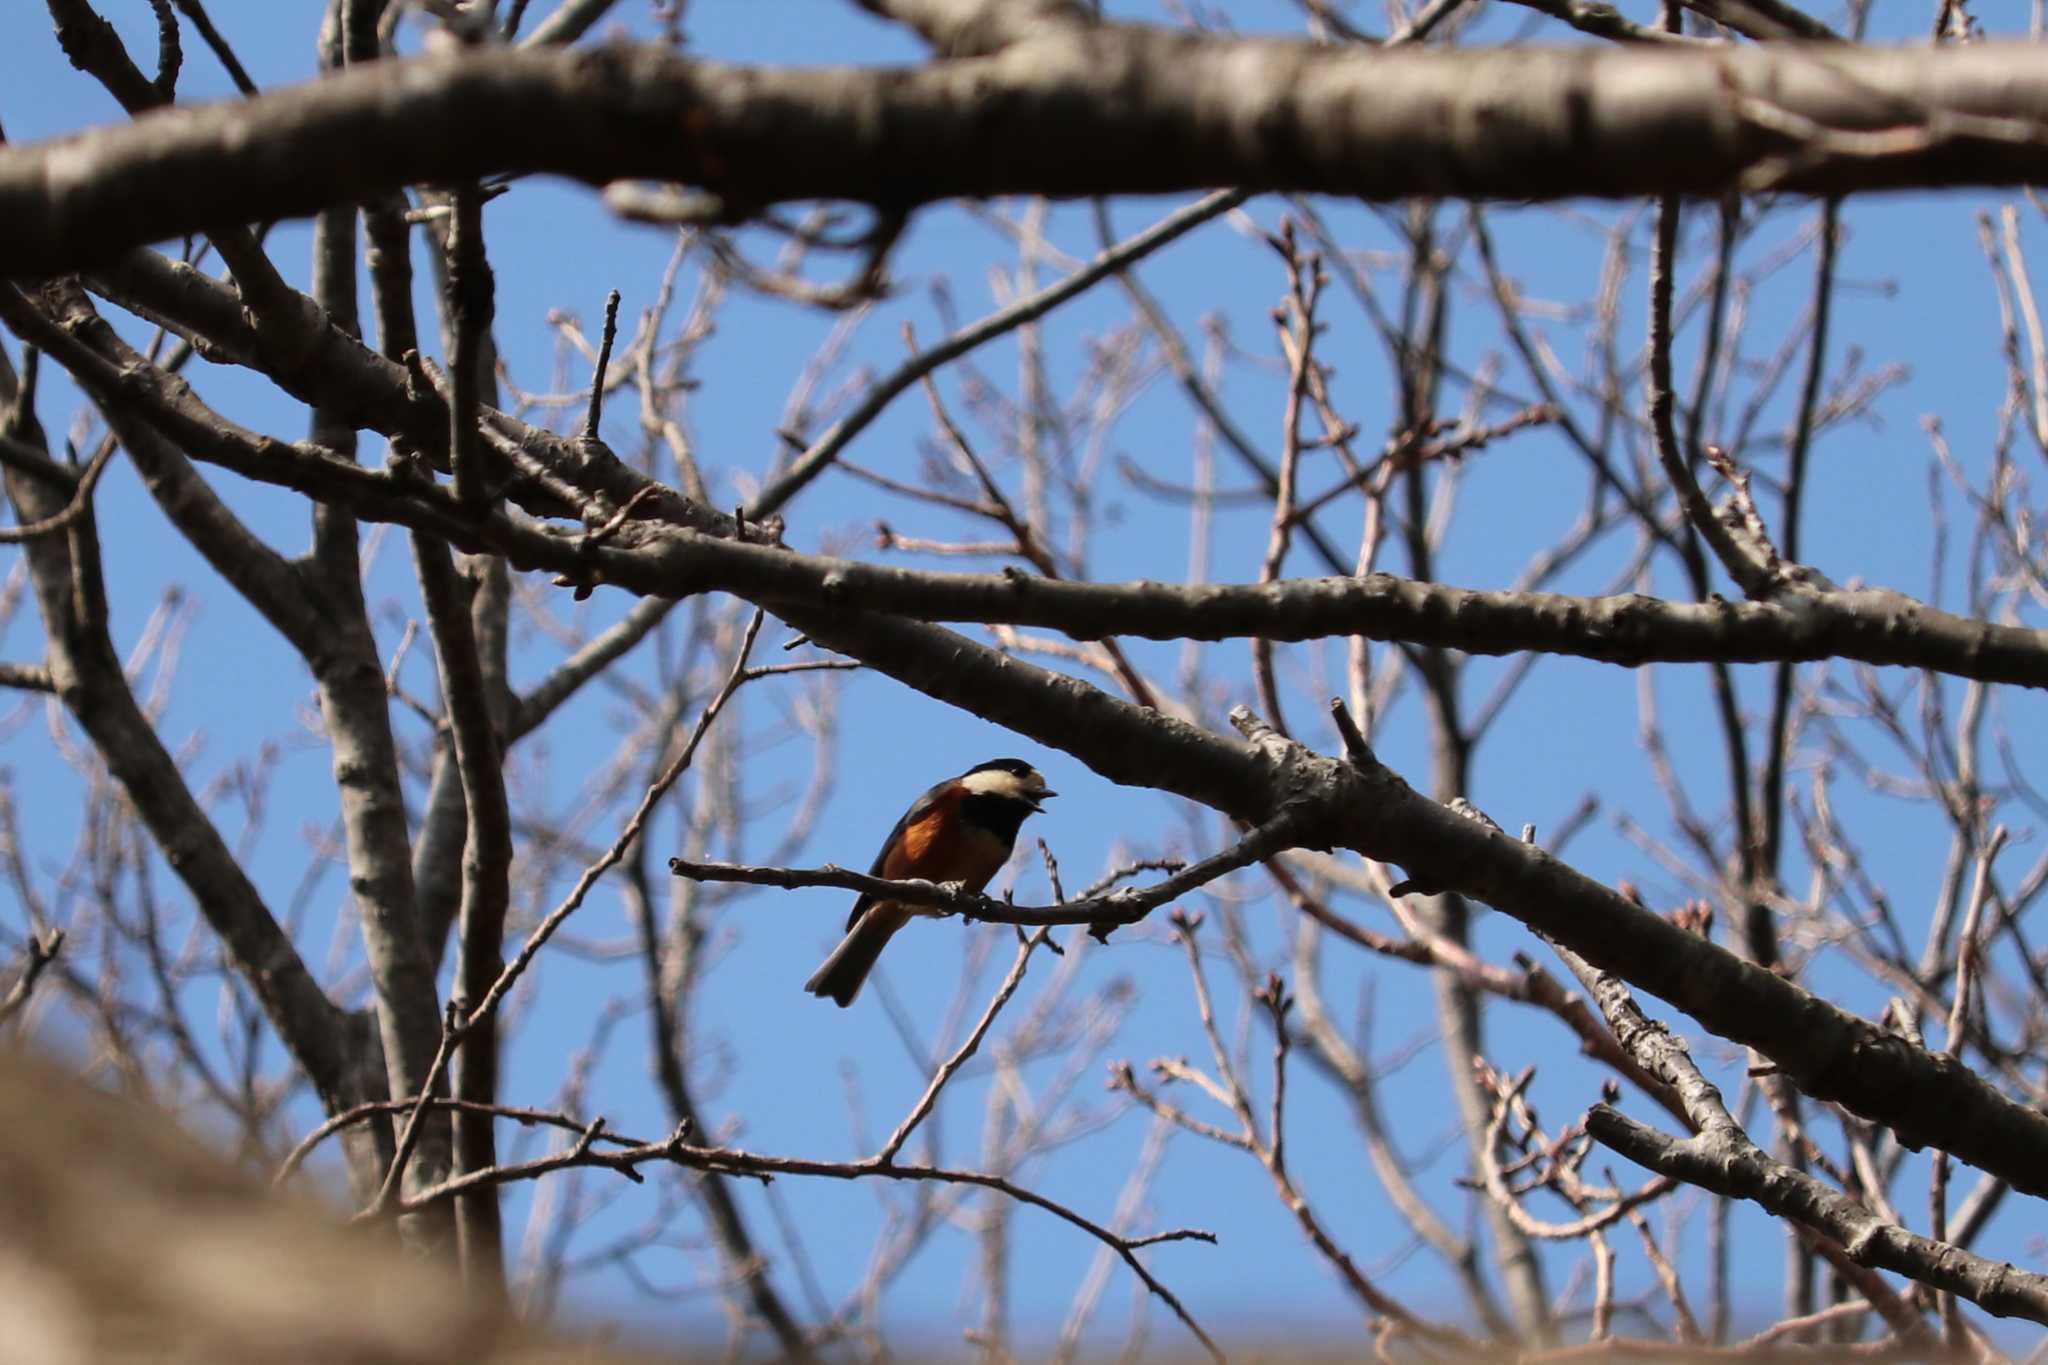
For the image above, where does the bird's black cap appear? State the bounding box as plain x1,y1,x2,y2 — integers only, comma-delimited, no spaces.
965,758,1040,779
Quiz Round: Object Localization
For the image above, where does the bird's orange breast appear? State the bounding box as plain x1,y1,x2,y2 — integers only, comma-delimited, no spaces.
881,785,1013,890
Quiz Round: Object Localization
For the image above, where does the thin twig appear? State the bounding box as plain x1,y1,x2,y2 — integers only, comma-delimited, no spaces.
1935,827,2007,1346
1385,0,1472,44
1648,196,1774,595
277,1094,644,1185
751,189,1245,519
396,1128,1226,1361
366,997,468,1217
171,0,259,94
0,427,121,544
876,926,1050,1163
463,611,766,1040
581,288,622,441
1254,222,1319,741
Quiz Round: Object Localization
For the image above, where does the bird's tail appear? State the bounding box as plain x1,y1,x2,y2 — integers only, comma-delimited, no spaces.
804,907,905,1007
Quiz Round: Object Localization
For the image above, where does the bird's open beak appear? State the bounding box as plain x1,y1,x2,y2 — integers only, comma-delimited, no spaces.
1031,785,1057,808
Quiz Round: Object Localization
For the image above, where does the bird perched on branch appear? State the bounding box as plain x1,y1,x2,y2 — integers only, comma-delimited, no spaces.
805,758,1056,1006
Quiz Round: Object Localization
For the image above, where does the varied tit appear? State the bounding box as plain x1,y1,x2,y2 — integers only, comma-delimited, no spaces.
805,758,1056,1007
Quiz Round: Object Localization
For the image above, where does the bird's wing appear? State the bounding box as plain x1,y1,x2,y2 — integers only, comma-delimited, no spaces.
846,779,955,930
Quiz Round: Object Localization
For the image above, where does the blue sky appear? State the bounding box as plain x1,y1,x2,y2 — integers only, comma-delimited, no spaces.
5,0,2044,1356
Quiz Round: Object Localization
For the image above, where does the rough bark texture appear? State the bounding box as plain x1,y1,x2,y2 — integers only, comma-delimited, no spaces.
8,39,2048,279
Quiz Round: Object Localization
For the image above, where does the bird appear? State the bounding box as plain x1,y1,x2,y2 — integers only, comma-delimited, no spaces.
805,758,1056,1007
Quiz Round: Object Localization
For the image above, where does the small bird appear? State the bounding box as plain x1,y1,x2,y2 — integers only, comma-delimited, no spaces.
805,758,1056,1007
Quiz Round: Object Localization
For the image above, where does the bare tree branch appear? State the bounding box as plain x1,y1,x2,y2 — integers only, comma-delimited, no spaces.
12,38,2048,279
413,535,514,1284
0,338,356,1112
1567,937,2046,1327
398,1122,1225,1362
670,807,1307,936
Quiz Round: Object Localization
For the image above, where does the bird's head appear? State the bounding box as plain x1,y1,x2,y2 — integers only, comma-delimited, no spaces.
959,758,1057,812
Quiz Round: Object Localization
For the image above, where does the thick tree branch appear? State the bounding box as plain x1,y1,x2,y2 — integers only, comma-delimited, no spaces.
561,527,2048,689
1565,938,2041,1326
699,564,2048,689
670,612,2048,1216
15,290,2046,704
62,327,2023,706
10,38,2048,278
81,247,753,542
443,187,494,512
0,285,459,1227
413,536,513,1280
692,604,2048,1209
1307,745,2048,1201
11,284,331,654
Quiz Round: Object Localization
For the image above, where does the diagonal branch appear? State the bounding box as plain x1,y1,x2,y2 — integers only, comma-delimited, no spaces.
8,283,331,654
740,601,2048,1211
0,342,354,1111
753,187,1242,518
1567,939,2042,1327
876,927,1050,1163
